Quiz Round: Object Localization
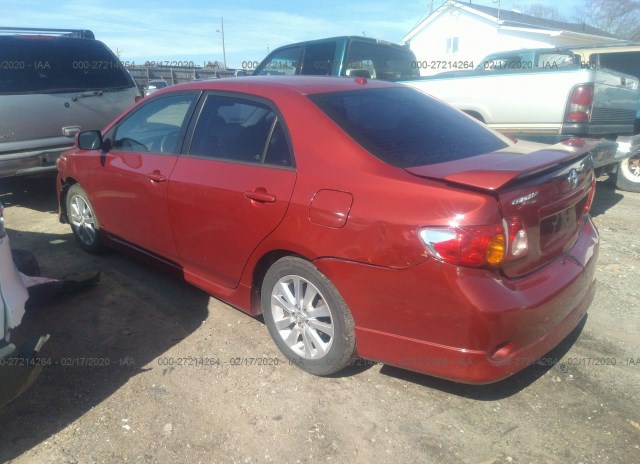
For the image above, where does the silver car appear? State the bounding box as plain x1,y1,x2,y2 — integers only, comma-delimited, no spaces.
0,27,140,178
143,79,169,96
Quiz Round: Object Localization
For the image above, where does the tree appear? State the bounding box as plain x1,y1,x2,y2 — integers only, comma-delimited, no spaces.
574,0,640,40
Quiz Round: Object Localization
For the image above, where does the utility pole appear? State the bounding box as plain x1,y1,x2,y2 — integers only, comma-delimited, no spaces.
216,17,227,70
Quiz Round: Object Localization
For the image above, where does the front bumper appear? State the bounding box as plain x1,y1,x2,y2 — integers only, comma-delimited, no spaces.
314,215,599,384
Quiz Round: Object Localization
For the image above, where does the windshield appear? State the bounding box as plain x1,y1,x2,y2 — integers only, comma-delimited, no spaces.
0,37,134,94
309,87,509,168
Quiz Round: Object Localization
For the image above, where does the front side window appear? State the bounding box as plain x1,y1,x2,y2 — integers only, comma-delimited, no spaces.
309,87,508,168
113,94,195,153
189,95,293,166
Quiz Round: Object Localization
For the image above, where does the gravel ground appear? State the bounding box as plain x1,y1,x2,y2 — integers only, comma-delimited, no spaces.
0,177,638,464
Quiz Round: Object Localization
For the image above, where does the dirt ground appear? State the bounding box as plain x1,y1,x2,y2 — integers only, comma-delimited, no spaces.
0,176,638,464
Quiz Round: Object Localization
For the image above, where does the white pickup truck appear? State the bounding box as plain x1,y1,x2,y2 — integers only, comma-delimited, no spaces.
402,48,639,176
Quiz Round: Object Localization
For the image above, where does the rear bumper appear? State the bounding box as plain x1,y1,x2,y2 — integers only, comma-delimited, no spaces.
0,147,70,178
314,215,599,384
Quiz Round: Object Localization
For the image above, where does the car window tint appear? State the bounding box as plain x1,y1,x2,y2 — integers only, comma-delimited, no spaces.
344,41,420,81
254,47,302,76
113,94,195,154
190,95,286,164
302,42,336,76
309,87,508,168
0,37,133,94
597,52,640,79
263,120,293,166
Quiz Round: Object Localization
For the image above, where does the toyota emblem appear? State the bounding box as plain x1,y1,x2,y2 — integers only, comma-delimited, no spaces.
567,169,579,190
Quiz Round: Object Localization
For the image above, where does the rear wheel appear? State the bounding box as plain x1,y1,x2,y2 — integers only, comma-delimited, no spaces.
66,184,103,253
261,257,356,376
615,154,640,193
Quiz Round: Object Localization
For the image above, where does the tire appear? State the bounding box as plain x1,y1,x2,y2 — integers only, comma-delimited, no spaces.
261,257,356,376
615,154,640,193
66,184,103,253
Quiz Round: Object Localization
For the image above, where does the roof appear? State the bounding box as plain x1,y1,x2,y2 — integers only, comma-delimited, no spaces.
157,75,397,97
464,2,615,38
404,0,616,42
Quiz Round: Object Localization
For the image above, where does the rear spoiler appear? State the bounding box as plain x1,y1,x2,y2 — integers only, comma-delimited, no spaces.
405,139,617,191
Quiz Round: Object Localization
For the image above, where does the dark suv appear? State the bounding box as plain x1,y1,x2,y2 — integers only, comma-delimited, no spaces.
0,27,140,178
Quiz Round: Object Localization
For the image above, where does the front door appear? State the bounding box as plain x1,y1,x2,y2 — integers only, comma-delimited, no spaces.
87,93,198,261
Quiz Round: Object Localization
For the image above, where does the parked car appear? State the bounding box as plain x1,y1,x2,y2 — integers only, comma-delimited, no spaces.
57,76,611,383
252,38,637,182
402,48,639,174
253,36,420,80
570,43,640,192
143,79,169,96
0,27,141,178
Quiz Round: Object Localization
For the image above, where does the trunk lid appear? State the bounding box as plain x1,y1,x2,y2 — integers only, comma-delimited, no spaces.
406,139,615,277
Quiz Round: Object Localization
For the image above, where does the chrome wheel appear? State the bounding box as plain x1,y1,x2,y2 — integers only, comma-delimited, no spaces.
66,184,102,253
69,194,97,247
271,275,334,359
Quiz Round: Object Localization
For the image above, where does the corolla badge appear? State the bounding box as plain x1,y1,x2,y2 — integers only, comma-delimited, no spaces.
567,169,579,190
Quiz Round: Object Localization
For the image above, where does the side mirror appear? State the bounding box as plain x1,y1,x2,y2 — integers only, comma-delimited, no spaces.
77,130,103,150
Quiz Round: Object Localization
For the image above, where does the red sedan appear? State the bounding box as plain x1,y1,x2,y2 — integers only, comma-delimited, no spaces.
57,76,607,383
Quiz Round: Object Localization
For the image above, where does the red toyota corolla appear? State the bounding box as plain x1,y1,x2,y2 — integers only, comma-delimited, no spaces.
57,76,609,383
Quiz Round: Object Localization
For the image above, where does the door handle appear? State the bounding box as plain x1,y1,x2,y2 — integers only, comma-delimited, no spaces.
244,190,276,203
147,172,167,183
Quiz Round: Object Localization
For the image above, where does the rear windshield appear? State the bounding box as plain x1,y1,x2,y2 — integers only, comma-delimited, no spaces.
0,37,134,94
309,87,508,167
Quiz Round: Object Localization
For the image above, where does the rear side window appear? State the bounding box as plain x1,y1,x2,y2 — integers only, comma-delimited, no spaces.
309,87,508,167
0,37,134,94
189,95,293,166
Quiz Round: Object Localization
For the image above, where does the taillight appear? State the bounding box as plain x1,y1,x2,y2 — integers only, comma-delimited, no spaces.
584,174,597,214
135,95,144,103
420,217,528,268
566,85,593,122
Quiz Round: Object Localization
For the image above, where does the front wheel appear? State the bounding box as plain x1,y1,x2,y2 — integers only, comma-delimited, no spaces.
615,154,640,193
261,257,356,376
66,184,103,253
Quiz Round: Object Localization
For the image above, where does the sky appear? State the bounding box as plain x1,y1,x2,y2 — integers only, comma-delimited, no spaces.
2,0,586,69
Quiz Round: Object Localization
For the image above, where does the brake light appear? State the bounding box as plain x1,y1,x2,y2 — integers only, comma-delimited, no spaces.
566,85,593,122
420,217,528,268
135,95,144,103
584,175,597,214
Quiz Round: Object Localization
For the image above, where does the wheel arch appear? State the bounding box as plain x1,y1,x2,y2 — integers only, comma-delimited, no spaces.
249,249,309,315
58,176,79,223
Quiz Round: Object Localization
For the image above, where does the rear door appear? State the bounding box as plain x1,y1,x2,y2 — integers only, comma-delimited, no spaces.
168,93,296,289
